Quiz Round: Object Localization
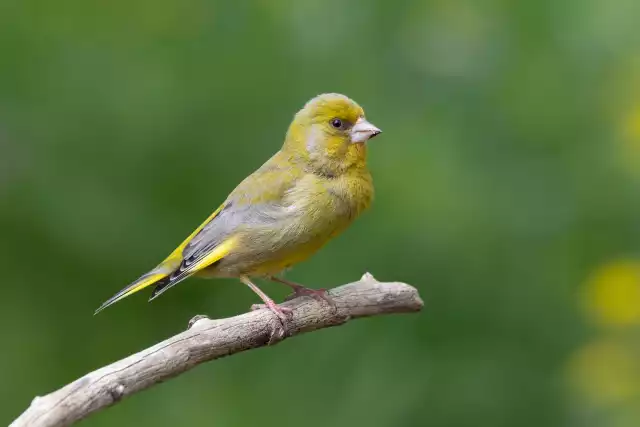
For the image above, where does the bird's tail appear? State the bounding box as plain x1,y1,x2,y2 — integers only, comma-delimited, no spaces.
94,270,170,314
95,223,235,314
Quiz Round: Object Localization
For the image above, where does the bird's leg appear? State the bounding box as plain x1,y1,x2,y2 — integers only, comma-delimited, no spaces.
240,276,292,324
269,276,335,307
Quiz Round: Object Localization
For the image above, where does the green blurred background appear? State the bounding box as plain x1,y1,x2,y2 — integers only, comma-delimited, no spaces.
2,0,640,426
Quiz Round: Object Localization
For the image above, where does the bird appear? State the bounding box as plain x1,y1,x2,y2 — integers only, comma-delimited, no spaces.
95,93,382,323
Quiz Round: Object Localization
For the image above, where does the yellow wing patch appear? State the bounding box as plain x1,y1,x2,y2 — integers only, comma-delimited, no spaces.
162,203,225,264
147,236,238,301
189,236,237,272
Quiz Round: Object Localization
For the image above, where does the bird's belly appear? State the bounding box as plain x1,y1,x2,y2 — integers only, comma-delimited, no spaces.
243,241,322,276
220,234,330,277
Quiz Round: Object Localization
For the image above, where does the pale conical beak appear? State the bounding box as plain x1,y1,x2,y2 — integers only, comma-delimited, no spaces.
351,117,382,143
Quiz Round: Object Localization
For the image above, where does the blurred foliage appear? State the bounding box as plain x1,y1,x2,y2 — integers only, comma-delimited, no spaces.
567,260,640,427
1,0,639,426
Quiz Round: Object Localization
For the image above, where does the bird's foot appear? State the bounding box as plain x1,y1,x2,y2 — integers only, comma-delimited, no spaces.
250,301,293,344
269,276,336,308
286,285,336,308
241,276,293,343
251,300,293,323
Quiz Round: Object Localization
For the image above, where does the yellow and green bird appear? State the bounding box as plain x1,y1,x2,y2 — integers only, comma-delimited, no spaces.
96,93,381,321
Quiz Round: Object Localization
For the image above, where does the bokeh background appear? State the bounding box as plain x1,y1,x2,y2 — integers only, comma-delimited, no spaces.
2,0,640,426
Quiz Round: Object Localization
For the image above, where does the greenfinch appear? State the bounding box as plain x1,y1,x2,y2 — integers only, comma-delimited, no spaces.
96,93,381,321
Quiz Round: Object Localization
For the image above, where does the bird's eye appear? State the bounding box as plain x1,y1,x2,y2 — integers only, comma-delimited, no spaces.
331,119,343,129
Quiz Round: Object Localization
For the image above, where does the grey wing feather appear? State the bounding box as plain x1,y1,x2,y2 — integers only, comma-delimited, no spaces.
181,157,301,263
182,199,289,262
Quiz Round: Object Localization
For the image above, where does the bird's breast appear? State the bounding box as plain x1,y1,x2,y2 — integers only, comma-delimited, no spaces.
327,169,374,219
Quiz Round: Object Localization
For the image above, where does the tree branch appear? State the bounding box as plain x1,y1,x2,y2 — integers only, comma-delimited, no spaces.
11,273,423,427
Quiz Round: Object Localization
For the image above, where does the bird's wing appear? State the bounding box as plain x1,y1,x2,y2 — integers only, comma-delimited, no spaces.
180,160,301,261
149,153,304,299
96,152,303,312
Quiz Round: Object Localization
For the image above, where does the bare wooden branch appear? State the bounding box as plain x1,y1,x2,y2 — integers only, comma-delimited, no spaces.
11,273,423,427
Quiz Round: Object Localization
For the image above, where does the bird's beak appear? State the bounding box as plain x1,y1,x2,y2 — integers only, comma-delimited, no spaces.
351,117,382,143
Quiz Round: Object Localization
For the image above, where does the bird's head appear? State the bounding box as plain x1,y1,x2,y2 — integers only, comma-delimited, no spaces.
284,93,381,176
